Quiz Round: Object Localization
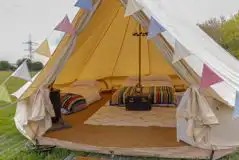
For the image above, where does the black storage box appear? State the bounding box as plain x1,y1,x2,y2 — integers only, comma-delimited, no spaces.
125,95,152,111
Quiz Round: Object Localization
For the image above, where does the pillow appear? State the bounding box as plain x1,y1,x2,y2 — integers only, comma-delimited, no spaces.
110,86,176,106
61,94,87,115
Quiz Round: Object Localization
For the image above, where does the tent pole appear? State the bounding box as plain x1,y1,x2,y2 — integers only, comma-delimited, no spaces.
209,150,215,160
138,23,142,94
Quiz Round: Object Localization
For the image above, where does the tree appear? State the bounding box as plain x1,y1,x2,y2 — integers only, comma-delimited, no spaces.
31,62,43,71
0,61,11,71
198,17,225,46
16,58,43,72
220,14,239,58
199,14,239,59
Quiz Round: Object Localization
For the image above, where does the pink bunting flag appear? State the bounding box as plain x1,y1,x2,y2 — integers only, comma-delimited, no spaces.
200,64,223,89
54,15,76,36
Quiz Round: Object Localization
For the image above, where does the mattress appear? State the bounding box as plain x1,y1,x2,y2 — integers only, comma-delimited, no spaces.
110,86,176,106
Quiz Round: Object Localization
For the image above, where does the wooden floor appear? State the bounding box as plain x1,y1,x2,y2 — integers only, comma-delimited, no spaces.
45,92,184,148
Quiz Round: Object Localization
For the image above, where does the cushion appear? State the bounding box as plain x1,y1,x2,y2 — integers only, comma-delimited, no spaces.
61,94,87,115
110,86,176,107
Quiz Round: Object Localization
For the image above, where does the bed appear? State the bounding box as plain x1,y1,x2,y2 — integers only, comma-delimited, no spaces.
59,80,102,115
109,75,177,107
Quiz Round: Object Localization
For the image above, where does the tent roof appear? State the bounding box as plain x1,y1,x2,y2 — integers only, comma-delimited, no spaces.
22,0,239,107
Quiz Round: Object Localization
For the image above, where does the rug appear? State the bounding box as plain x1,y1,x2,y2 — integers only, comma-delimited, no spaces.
84,106,176,127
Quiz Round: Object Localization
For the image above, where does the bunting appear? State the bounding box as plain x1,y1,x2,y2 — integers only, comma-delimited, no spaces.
75,0,93,11
233,91,239,119
11,72,40,99
0,85,12,103
54,15,76,36
200,64,223,89
172,40,191,63
124,0,143,17
35,39,51,57
147,17,166,39
11,61,31,81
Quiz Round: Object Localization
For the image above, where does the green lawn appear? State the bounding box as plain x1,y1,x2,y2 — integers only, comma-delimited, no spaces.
0,71,72,160
0,71,238,160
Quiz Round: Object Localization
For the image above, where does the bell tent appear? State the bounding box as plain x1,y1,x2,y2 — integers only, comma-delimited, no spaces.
11,0,239,159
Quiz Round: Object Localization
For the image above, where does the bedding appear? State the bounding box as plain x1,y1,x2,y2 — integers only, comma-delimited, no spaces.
61,94,87,115
110,86,176,106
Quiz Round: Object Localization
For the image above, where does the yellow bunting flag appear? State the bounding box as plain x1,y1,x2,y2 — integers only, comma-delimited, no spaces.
35,39,51,57
0,85,12,103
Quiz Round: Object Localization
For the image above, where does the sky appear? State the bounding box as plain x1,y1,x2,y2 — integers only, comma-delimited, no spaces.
0,0,78,64
0,0,239,63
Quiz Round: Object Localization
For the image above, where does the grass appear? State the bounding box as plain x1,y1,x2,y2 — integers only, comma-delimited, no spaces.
0,71,72,160
0,71,239,160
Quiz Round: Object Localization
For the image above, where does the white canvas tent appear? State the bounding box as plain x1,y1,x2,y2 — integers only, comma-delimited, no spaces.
12,0,239,158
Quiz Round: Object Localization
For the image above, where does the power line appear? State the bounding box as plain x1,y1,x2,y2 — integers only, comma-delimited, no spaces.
22,34,38,61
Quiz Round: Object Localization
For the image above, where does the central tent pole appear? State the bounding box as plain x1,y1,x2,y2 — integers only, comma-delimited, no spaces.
138,23,142,94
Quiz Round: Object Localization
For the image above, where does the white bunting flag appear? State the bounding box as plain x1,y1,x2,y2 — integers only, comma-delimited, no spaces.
124,0,143,17
35,39,51,57
172,40,191,63
11,72,40,99
11,61,31,81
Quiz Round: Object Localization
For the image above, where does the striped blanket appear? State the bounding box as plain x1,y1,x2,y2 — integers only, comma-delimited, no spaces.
61,94,87,115
110,86,176,106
